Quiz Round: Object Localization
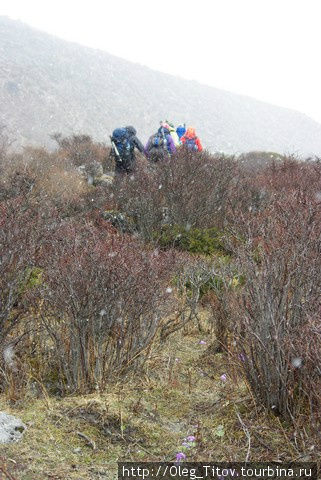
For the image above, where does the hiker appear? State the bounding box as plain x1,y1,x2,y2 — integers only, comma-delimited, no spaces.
164,121,180,147
181,127,203,152
176,124,186,141
110,126,144,174
145,125,176,162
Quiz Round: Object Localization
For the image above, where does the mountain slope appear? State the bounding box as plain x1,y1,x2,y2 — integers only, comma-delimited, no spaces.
1,15,321,155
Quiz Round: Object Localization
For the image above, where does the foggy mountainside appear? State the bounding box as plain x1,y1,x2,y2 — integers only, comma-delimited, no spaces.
1,15,321,155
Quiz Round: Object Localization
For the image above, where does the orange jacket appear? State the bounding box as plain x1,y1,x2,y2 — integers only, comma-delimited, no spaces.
181,127,203,151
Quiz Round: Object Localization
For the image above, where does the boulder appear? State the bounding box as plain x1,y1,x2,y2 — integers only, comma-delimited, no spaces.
0,412,26,443
94,173,114,186
85,161,104,178
76,164,114,186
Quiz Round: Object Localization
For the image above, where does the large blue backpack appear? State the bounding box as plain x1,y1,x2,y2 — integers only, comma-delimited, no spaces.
185,137,198,151
148,131,169,162
111,128,132,159
151,132,166,149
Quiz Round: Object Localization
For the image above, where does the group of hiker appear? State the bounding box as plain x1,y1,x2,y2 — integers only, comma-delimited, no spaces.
110,121,203,174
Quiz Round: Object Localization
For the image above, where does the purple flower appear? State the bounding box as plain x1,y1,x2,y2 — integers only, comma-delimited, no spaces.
176,452,186,462
199,340,206,345
181,441,190,448
220,374,227,382
239,353,246,362
186,435,196,442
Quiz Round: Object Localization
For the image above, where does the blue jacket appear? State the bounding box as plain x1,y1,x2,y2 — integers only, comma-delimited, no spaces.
176,125,186,140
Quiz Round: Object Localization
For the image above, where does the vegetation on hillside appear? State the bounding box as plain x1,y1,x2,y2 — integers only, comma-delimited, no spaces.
0,131,320,478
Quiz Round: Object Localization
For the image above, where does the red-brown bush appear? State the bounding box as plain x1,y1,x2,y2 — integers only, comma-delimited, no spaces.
32,220,179,393
226,159,321,433
53,133,111,169
113,149,238,239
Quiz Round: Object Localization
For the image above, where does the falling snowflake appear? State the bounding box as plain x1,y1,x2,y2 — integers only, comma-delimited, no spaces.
292,357,302,368
315,192,321,202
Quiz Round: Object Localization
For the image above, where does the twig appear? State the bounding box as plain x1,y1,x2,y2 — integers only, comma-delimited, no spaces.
235,407,251,462
0,457,17,480
76,431,97,450
252,431,275,452
129,439,158,459
277,417,299,455
106,430,158,459
29,374,51,410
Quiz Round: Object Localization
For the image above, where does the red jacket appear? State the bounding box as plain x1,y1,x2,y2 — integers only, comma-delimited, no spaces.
181,127,203,152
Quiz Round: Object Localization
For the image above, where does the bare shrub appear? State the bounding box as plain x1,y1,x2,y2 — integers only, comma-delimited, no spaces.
226,160,321,429
0,191,50,394
160,256,216,339
39,163,87,203
114,150,237,239
0,199,31,348
200,259,240,352
291,315,321,430
262,156,321,196
0,147,97,219
112,160,163,238
160,256,237,344
32,220,179,393
52,133,111,169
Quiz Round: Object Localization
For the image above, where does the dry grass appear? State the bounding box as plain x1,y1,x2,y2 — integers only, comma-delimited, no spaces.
0,314,319,479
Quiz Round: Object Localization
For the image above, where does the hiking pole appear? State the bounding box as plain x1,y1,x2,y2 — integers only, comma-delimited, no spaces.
110,135,122,163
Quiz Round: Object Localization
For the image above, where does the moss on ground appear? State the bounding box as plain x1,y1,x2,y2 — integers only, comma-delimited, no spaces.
0,322,316,479
154,224,230,257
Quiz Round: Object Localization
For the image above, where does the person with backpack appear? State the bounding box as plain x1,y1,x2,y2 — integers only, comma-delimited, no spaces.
110,125,144,174
164,121,180,147
145,125,176,162
176,124,186,141
181,127,203,152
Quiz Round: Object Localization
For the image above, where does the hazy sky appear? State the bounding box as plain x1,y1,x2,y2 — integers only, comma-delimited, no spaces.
2,0,321,123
